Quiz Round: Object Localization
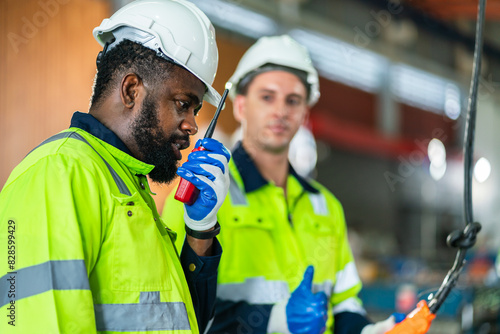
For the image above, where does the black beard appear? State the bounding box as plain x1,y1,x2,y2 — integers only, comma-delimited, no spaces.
131,97,188,184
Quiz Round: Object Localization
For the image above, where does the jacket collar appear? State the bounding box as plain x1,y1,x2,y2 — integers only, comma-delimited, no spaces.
70,111,132,155
232,141,319,194
69,112,154,175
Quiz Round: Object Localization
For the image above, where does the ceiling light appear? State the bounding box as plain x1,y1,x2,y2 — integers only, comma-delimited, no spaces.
289,28,387,93
189,0,278,39
474,157,491,183
427,138,446,167
391,64,462,117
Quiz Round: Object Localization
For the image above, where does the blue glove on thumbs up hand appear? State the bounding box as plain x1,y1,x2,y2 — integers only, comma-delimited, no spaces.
286,266,328,334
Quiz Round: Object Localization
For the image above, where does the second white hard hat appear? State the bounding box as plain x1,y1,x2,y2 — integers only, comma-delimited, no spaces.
227,35,320,106
93,0,221,107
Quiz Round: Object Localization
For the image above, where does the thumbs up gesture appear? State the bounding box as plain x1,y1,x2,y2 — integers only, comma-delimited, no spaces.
286,266,328,334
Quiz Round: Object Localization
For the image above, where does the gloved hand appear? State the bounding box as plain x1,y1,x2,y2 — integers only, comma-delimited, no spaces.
176,138,230,231
360,313,406,334
286,266,328,334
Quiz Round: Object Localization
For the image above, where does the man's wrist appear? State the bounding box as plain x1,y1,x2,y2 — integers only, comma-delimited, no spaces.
185,222,220,239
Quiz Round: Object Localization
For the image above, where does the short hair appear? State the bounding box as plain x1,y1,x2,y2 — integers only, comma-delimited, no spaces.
236,64,311,99
91,39,175,107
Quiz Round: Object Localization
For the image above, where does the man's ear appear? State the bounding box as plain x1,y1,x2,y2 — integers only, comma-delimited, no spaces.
120,73,144,109
233,94,246,123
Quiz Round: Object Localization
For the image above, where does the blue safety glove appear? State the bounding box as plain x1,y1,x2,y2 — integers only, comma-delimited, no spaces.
286,266,328,334
176,138,231,231
360,312,405,334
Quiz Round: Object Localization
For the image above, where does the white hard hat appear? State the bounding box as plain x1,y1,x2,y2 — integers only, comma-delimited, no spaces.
227,35,320,106
93,0,221,107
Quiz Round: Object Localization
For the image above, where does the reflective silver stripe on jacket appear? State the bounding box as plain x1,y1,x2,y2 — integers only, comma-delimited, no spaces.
30,131,131,196
312,280,334,299
228,173,247,205
331,297,366,315
0,260,90,307
95,291,191,331
218,277,290,304
217,277,335,304
308,193,329,215
229,171,329,216
334,262,361,294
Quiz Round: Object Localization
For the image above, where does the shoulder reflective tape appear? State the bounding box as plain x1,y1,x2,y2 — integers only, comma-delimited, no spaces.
308,193,329,215
0,260,90,307
94,300,190,331
217,277,289,304
27,131,77,155
67,132,131,196
331,297,366,315
229,173,247,205
312,280,334,299
30,132,131,196
334,261,361,294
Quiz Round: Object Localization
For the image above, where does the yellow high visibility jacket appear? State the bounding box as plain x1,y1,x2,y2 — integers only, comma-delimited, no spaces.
0,127,199,334
163,142,366,333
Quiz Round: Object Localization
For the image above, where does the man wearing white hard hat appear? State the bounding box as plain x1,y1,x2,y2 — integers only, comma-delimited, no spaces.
0,1,230,333
164,35,402,333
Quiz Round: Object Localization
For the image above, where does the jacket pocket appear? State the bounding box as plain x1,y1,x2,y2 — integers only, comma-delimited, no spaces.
111,192,172,292
226,207,274,230
299,214,342,278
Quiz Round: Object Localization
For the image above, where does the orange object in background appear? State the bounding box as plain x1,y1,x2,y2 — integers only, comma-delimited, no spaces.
386,300,436,334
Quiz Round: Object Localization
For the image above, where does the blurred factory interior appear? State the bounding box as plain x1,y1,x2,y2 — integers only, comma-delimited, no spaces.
2,0,500,332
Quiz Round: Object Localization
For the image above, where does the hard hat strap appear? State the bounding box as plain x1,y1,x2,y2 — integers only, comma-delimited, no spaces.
96,38,116,68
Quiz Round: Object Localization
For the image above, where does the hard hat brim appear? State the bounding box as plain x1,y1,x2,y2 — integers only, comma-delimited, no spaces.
204,85,222,108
